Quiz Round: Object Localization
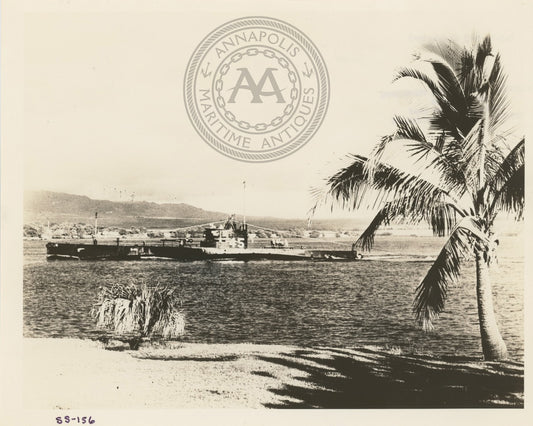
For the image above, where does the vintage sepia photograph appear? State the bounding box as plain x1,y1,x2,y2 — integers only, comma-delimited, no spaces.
1,0,530,424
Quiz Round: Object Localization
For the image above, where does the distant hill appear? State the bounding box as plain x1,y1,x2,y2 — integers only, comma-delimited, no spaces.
24,190,367,231
24,191,228,227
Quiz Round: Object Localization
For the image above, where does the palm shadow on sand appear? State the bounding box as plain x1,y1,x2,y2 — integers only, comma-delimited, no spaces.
255,347,523,408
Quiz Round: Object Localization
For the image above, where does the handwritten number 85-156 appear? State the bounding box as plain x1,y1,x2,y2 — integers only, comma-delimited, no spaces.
56,416,95,424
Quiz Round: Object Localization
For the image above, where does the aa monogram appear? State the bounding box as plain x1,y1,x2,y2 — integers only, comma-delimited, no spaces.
184,17,329,162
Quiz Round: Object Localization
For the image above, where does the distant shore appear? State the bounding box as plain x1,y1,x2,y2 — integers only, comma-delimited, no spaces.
23,338,523,409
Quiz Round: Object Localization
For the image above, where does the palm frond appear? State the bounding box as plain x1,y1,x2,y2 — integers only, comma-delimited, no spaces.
394,116,428,143
429,60,468,125
488,55,510,134
459,50,476,92
355,197,462,252
413,219,484,330
394,67,445,105
475,36,493,71
355,206,390,252
423,39,464,75
429,202,459,237
434,131,446,153
405,134,471,199
454,118,483,188
487,137,524,190
395,56,481,143
367,114,472,200
319,153,466,252
394,66,461,136
367,116,427,179
490,164,524,220
320,154,456,214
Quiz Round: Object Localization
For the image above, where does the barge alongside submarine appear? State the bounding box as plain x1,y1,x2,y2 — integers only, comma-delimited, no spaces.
46,216,362,261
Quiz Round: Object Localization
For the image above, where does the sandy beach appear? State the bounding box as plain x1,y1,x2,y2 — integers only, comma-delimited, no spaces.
23,338,523,409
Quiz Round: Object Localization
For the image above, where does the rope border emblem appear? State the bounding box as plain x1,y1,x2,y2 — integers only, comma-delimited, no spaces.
184,16,330,162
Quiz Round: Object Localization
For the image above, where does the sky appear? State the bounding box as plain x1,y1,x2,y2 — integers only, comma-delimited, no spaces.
22,1,528,219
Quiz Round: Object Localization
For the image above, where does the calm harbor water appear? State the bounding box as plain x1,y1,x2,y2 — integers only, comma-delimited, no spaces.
23,235,523,359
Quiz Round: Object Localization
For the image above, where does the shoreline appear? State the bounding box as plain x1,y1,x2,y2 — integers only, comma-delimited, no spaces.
23,338,524,409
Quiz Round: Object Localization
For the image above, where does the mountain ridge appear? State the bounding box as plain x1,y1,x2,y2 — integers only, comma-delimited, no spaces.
25,190,227,219
24,190,367,231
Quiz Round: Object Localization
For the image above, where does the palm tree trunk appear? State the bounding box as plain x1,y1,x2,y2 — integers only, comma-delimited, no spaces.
475,251,508,360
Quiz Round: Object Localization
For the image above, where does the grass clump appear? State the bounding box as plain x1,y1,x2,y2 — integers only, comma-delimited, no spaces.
92,282,185,341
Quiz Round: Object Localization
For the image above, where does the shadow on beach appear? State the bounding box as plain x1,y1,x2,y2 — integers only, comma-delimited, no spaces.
254,347,523,408
23,339,524,409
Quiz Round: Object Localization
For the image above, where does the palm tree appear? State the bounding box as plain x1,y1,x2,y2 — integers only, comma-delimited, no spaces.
315,36,523,360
